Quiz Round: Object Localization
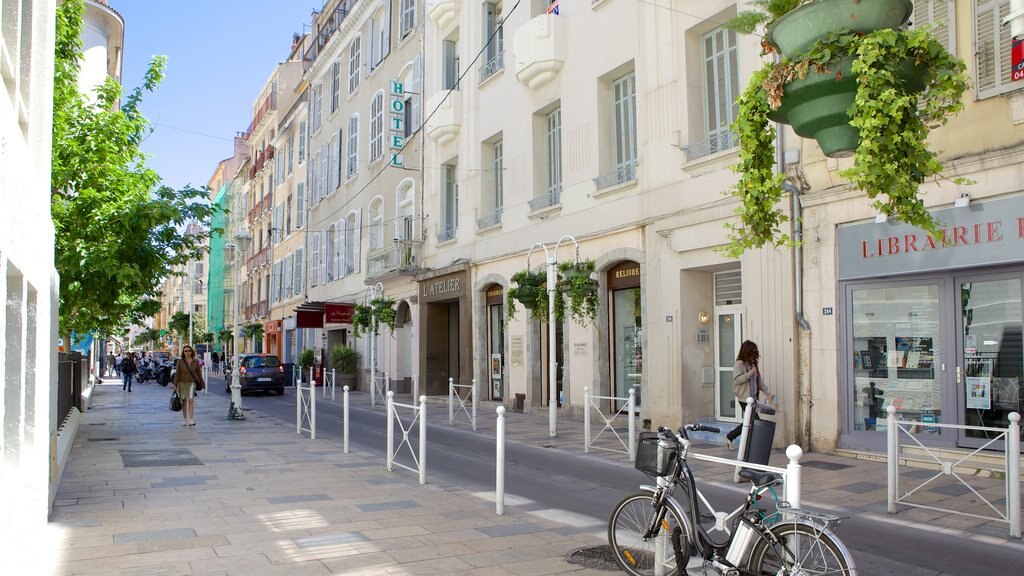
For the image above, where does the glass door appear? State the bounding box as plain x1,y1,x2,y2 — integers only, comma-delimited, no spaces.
956,273,1023,448
715,307,743,421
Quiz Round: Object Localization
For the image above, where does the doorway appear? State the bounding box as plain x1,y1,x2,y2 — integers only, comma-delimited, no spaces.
424,301,459,395
714,307,743,421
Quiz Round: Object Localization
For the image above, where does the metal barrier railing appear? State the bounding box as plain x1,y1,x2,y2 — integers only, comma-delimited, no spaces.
448,377,477,431
733,397,777,482
370,371,390,410
886,405,1021,538
387,391,426,484
691,445,805,511
296,370,316,439
201,365,209,395
323,368,336,400
583,386,636,461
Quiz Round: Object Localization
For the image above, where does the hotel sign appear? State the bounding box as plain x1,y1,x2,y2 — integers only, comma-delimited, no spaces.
389,80,406,168
836,196,1024,280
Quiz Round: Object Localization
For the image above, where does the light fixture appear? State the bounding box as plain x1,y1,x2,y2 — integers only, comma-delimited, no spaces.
698,311,710,325
874,213,888,223
954,192,971,208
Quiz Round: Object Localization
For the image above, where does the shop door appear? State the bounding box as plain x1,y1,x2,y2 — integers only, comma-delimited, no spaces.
715,307,743,421
956,273,1024,449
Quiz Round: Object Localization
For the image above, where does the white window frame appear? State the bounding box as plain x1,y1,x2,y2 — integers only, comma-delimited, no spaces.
294,247,304,296
331,60,341,113
298,121,307,163
329,133,340,191
296,182,305,228
370,90,385,162
493,139,503,212
701,28,738,154
400,0,416,38
546,107,562,197
349,35,362,93
347,114,360,179
444,163,458,233
310,232,321,287
369,196,385,251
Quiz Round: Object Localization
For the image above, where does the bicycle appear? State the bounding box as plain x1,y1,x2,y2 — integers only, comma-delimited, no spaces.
608,424,857,576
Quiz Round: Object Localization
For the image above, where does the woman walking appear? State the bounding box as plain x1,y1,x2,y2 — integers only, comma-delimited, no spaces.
174,346,206,426
725,340,769,449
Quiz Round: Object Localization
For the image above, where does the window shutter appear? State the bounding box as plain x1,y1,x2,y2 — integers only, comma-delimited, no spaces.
311,233,320,286
275,204,284,241
912,0,954,54
294,248,304,295
283,254,292,298
365,20,375,75
975,0,1011,99
382,0,392,60
355,208,363,273
336,128,344,185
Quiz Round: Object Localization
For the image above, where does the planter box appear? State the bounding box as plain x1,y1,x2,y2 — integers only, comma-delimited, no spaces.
767,0,913,58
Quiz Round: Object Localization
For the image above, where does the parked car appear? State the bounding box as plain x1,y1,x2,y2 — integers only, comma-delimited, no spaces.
231,354,285,395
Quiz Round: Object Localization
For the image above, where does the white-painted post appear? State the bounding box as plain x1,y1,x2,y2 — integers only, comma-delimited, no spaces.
628,388,636,462
343,385,350,454
295,371,301,434
583,386,591,454
1007,412,1020,538
472,378,478,431
887,405,898,513
310,372,317,440
547,255,557,438
386,390,395,471
733,397,755,482
385,371,390,402
496,406,506,515
412,374,419,402
785,444,803,510
419,395,427,485
448,376,454,425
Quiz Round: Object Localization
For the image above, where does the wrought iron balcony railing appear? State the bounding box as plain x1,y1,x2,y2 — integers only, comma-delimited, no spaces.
593,159,638,191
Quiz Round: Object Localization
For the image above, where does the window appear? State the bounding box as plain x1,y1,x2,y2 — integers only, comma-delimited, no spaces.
330,60,341,113
296,182,305,228
975,0,1013,99
287,134,294,175
378,2,392,65
444,38,460,90
441,163,458,241
702,28,738,154
400,0,416,38
347,115,360,178
402,56,422,137
293,247,304,295
310,232,321,286
329,133,340,191
309,152,320,204
493,139,503,211
272,261,281,302
283,254,293,298
346,210,361,274
370,91,385,161
286,189,293,234
479,138,503,227
397,180,416,241
546,107,562,199
298,121,307,162
274,203,283,242
369,197,384,251
326,224,336,281
911,0,955,54
610,72,638,183
311,82,324,133
349,35,362,93
481,1,504,81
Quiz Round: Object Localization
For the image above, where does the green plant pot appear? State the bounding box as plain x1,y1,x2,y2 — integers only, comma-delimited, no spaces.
766,0,912,59
767,58,927,158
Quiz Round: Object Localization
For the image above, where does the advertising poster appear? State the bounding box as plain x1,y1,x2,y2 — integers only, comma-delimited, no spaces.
966,376,991,410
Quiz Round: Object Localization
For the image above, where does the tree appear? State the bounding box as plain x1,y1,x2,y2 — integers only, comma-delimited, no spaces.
52,0,220,336
168,312,190,342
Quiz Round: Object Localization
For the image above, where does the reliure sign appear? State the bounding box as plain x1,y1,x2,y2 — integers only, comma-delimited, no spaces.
836,195,1024,280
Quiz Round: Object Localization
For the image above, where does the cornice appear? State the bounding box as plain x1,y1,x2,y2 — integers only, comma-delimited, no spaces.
307,0,375,81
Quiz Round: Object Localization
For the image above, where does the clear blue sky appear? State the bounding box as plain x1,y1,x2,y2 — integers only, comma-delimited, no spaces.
115,1,319,191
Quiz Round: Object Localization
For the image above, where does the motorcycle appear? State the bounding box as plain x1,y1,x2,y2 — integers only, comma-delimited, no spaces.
156,363,172,387
134,364,156,384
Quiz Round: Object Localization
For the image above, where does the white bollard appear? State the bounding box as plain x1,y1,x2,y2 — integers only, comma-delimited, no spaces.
628,388,636,461
295,373,302,435
310,373,317,440
343,385,350,454
412,374,419,403
385,371,390,402
496,406,506,515
386,390,395,471
785,444,803,510
584,386,591,454
419,395,427,485
448,377,454,425
733,397,755,482
1008,412,1020,538
887,404,898,513
472,378,478,432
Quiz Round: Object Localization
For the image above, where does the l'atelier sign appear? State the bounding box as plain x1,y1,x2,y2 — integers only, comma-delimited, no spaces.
420,272,466,301
837,196,1024,280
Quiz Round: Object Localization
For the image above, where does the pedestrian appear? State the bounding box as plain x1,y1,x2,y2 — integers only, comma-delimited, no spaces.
120,353,136,392
105,352,115,377
725,340,770,449
212,351,219,373
174,345,206,427
114,353,122,377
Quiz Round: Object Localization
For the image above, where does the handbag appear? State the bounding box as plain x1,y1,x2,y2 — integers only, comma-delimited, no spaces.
169,391,183,412
183,361,205,391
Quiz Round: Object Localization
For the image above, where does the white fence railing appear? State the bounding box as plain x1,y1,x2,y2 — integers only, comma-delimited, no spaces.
296,371,316,439
691,445,804,511
886,406,1020,538
448,377,477,431
201,365,209,395
583,386,635,461
323,368,336,400
370,371,390,410
496,406,506,516
387,391,426,484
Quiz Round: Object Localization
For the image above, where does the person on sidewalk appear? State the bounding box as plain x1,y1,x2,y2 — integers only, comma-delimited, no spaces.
174,346,206,426
725,340,769,449
120,353,136,391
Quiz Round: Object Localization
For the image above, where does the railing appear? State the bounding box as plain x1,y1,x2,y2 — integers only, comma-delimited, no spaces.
448,377,477,431
593,159,637,191
476,208,502,229
367,240,422,278
57,352,88,426
886,406,1021,538
370,371,390,410
322,368,336,400
436,226,457,243
583,386,635,461
296,367,317,439
387,391,427,484
528,187,560,211
246,90,278,137
680,131,738,161
479,52,505,83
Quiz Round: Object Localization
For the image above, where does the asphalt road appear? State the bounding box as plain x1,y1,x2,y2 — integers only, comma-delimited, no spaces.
211,378,1024,575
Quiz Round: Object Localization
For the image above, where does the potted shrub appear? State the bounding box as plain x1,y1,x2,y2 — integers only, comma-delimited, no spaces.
558,260,599,326
723,0,970,257
330,344,360,389
298,347,315,382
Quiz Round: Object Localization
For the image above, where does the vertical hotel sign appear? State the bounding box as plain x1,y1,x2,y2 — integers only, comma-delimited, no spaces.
389,80,405,167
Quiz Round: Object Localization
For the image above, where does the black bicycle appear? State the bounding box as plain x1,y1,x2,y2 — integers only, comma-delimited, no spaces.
608,424,857,575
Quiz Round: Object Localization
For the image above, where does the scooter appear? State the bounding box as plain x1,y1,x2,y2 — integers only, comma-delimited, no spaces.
156,363,172,387
134,364,156,384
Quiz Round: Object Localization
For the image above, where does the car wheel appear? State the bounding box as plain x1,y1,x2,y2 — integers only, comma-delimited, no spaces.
276,388,285,395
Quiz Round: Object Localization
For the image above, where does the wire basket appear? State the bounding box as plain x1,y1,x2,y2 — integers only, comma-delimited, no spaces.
634,432,677,477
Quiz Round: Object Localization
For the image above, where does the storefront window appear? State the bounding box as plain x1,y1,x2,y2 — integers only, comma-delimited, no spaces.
851,284,940,433
489,301,504,401
613,287,642,409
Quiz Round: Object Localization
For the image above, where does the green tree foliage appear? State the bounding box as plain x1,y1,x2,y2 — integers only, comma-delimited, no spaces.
168,312,190,341
52,0,220,335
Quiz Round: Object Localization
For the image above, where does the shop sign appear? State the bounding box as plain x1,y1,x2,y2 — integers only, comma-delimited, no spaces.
1013,38,1024,82
325,303,354,324
608,260,641,290
485,284,504,305
420,272,466,302
296,309,324,328
265,321,281,335
836,195,1024,280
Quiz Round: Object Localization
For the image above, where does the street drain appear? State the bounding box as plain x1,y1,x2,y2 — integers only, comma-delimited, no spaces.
566,545,621,571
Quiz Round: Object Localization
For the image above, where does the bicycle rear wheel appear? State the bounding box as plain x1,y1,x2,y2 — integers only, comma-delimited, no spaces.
746,520,856,575
608,492,690,576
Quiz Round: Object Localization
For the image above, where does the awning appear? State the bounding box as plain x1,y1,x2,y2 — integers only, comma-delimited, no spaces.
295,301,326,328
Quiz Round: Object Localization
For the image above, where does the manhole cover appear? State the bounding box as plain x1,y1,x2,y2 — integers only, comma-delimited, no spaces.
566,545,621,571
800,460,853,471
120,448,202,468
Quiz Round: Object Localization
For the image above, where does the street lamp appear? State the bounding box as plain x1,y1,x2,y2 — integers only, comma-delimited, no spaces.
527,235,579,438
364,282,384,408
225,229,252,420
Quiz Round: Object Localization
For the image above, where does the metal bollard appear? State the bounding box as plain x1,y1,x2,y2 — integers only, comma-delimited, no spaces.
1008,412,1020,538
628,388,636,461
448,377,455,425
472,378,478,431
785,444,803,510
733,397,755,482
496,406,505,515
386,391,395,471
343,385,350,454
419,395,427,485
584,386,591,454
295,373,301,435
887,405,898,513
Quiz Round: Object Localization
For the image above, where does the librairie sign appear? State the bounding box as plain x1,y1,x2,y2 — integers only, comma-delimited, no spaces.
837,195,1024,280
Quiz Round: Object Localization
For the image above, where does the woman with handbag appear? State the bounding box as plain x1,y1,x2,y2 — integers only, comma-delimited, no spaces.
174,346,206,426
725,340,770,449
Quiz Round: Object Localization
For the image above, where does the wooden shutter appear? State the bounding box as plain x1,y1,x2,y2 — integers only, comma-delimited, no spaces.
975,0,1012,99
912,0,955,54
382,0,392,60
411,55,422,131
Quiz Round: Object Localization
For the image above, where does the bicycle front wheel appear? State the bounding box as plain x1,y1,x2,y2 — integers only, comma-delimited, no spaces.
746,520,856,575
608,492,690,576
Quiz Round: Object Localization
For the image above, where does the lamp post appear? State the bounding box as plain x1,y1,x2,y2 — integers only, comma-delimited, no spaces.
527,235,579,438
364,282,384,408
225,229,252,420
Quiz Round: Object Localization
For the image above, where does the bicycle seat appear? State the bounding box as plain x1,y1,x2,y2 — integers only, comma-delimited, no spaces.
739,469,782,487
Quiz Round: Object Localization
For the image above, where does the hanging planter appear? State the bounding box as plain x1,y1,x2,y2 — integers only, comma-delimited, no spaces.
352,303,373,336
370,297,398,334
558,259,599,326
507,270,546,321
722,0,970,257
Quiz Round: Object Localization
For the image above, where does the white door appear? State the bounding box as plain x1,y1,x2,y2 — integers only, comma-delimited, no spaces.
714,307,743,421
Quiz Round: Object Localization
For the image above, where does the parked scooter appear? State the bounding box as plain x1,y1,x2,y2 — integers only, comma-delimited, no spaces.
134,364,156,384
156,363,172,387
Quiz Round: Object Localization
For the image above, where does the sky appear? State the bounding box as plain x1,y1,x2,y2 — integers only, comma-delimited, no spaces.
114,1,321,192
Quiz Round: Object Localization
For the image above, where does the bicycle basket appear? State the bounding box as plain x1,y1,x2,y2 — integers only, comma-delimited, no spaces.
634,432,677,476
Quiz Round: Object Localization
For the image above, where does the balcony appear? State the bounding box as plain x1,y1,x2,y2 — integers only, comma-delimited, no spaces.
427,0,462,29
436,225,457,244
593,160,638,191
513,14,565,90
476,208,502,230
528,187,561,212
246,90,278,137
366,240,422,280
425,90,462,145
479,52,504,84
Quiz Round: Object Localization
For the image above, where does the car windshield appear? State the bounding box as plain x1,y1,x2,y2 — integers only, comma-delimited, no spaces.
244,356,281,368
